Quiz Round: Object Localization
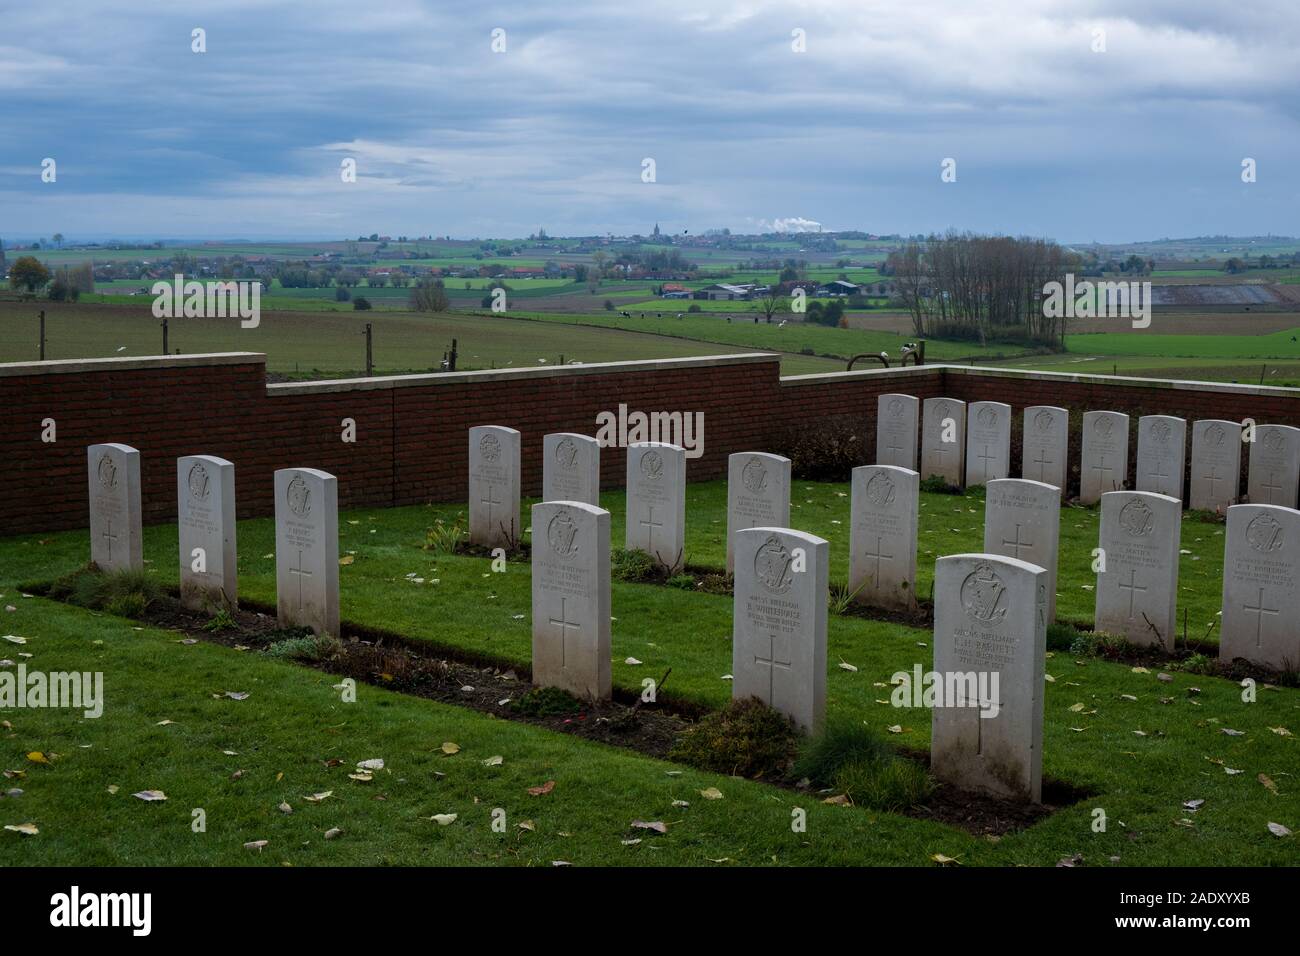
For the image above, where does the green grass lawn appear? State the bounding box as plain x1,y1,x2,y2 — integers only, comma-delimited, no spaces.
3,480,1296,866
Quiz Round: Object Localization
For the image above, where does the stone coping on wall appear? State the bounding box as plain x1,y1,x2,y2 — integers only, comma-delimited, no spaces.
265,352,780,395
780,364,938,387
0,352,266,378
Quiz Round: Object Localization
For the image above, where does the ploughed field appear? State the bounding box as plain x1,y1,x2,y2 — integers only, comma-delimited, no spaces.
2,480,1295,867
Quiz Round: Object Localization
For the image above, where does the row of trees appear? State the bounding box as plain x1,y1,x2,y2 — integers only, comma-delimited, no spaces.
8,257,94,300
885,233,1080,347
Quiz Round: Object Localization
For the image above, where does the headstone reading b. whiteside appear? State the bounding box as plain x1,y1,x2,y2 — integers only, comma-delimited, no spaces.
87,442,143,573
1080,411,1130,504
965,401,1011,487
1094,491,1180,647
849,464,919,610
921,397,966,487
531,500,611,700
275,467,339,637
726,452,791,574
732,527,828,733
1189,419,1242,514
177,454,237,611
1021,406,1068,491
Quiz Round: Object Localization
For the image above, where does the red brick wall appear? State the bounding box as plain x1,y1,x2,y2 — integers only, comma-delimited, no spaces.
4,353,1299,534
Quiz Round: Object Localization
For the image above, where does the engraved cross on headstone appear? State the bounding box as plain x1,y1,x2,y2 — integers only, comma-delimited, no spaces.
1202,465,1223,498
1091,456,1114,490
288,548,313,610
548,597,582,668
1243,587,1280,648
101,519,118,560
639,505,663,552
1147,458,1171,492
1031,448,1052,481
1262,474,1284,503
861,535,894,586
1118,568,1146,620
753,632,792,708
1000,523,1034,560
976,444,996,479
480,483,503,527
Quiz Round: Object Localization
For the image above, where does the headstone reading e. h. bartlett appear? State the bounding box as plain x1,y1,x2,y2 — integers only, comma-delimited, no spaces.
177,454,237,611
542,432,600,507
625,441,685,572
274,467,339,637
468,425,521,548
1219,504,1300,671
531,500,611,700
876,393,919,471
732,527,828,733
726,452,791,574
87,442,143,573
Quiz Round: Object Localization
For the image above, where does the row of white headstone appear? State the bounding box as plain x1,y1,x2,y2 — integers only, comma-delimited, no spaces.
875,392,1300,510
87,442,339,637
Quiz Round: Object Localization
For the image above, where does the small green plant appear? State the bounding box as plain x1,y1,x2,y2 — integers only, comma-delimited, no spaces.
668,697,800,779
612,548,658,583
423,515,466,554
666,574,696,590
49,567,162,616
1046,622,1077,652
919,474,961,494
513,686,584,717
104,592,147,619
204,608,238,632
829,579,867,615
1180,652,1217,676
265,633,341,662
792,717,893,783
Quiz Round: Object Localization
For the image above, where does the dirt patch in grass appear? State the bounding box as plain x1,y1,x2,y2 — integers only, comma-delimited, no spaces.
40,580,1087,837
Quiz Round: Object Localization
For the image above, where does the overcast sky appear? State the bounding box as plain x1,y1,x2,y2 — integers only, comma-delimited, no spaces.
2,0,1297,242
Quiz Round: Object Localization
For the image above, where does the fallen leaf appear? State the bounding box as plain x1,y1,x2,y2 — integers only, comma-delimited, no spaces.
1259,774,1278,794
838,659,858,673
528,780,556,796
4,822,38,836
224,691,250,701
1266,822,1292,838
339,555,355,566
278,801,293,814
324,828,342,840
243,840,268,851
699,787,724,800
356,758,384,770
631,820,667,833
26,752,49,764
440,742,460,755
483,755,504,767
430,813,457,825
931,853,961,866
132,790,167,802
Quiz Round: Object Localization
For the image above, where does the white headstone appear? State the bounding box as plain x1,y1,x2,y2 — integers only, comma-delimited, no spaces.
468,425,521,548
1136,415,1187,502
531,501,611,700
849,464,919,610
1189,420,1242,514
921,397,967,487
625,442,686,573
965,401,1011,487
87,443,143,573
732,527,828,733
1021,406,1069,491
274,467,339,637
984,478,1061,623
1220,504,1300,671
726,452,791,574
1094,491,1181,647
542,433,600,507
1247,424,1300,509
876,393,919,470
1080,411,1130,504
177,455,237,611
931,554,1046,803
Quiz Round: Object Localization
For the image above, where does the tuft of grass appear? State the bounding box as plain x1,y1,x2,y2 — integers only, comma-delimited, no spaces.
829,579,868,615
48,566,162,617
612,548,658,583
794,718,934,812
1180,652,1218,676
668,697,800,779
204,607,238,632
423,515,466,554
265,633,341,662
512,686,584,717
666,574,696,590
1046,622,1077,652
